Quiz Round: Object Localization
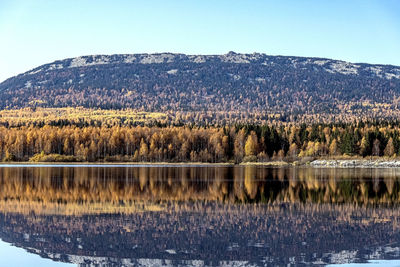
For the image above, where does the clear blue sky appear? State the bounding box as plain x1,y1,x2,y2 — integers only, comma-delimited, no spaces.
0,0,399,82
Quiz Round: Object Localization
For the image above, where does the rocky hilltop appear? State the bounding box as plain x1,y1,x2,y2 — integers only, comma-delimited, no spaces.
0,52,400,121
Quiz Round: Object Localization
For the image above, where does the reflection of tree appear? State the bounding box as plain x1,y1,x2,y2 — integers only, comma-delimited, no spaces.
2,167,400,215
244,166,257,199
233,167,246,202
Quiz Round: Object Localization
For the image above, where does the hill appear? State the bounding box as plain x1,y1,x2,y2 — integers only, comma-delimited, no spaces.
1,52,400,122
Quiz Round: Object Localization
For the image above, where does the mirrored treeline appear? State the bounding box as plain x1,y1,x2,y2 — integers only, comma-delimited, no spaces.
1,166,400,211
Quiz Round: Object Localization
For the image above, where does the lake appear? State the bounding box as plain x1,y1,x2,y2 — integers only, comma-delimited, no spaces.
1,165,400,266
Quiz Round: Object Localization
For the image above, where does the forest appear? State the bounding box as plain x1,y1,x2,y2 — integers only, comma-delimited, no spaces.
1,118,400,163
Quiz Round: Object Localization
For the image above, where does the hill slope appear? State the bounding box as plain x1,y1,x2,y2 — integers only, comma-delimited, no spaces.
1,52,400,121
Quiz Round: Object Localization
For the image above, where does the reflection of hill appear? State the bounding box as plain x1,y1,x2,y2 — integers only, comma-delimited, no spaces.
1,166,400,215
1,203,400,266
2,166,400,265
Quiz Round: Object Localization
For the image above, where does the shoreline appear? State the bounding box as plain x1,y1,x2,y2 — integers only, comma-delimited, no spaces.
1,159,400,168
0,162,236,167
310,159,400,168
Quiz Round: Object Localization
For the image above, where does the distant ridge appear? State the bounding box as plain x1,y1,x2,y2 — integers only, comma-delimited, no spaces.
0,52,400,120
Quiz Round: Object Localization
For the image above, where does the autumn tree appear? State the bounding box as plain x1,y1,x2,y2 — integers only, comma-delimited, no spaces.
360,136,370,157
139,138,149,161
372,139,381,156
329,139,338,156
245,131,258,157
288,143,298,158
384,137,395,157
234,129,245,163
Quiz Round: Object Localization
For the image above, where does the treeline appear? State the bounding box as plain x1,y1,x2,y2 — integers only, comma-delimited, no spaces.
7,107,399,129
0,107,276,128
1,122,400,162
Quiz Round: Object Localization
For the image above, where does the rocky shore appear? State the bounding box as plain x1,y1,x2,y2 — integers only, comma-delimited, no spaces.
310,159,400,168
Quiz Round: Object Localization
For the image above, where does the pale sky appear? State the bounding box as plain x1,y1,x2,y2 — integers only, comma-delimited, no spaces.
0,0,399,82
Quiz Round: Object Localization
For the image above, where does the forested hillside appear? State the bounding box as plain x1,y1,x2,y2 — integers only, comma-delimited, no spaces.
1,52,400,122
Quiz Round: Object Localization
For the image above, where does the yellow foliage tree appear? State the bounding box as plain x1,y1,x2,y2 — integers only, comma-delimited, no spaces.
329,139,338,156
245,132,258,156
384,137,395,157
139,138,149,160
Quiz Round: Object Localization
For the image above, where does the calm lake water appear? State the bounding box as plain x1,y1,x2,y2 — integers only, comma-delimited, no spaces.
1,165,400,266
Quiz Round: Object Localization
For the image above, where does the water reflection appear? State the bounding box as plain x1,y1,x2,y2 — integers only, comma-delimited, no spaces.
0,166,400,215
1,166,400,266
